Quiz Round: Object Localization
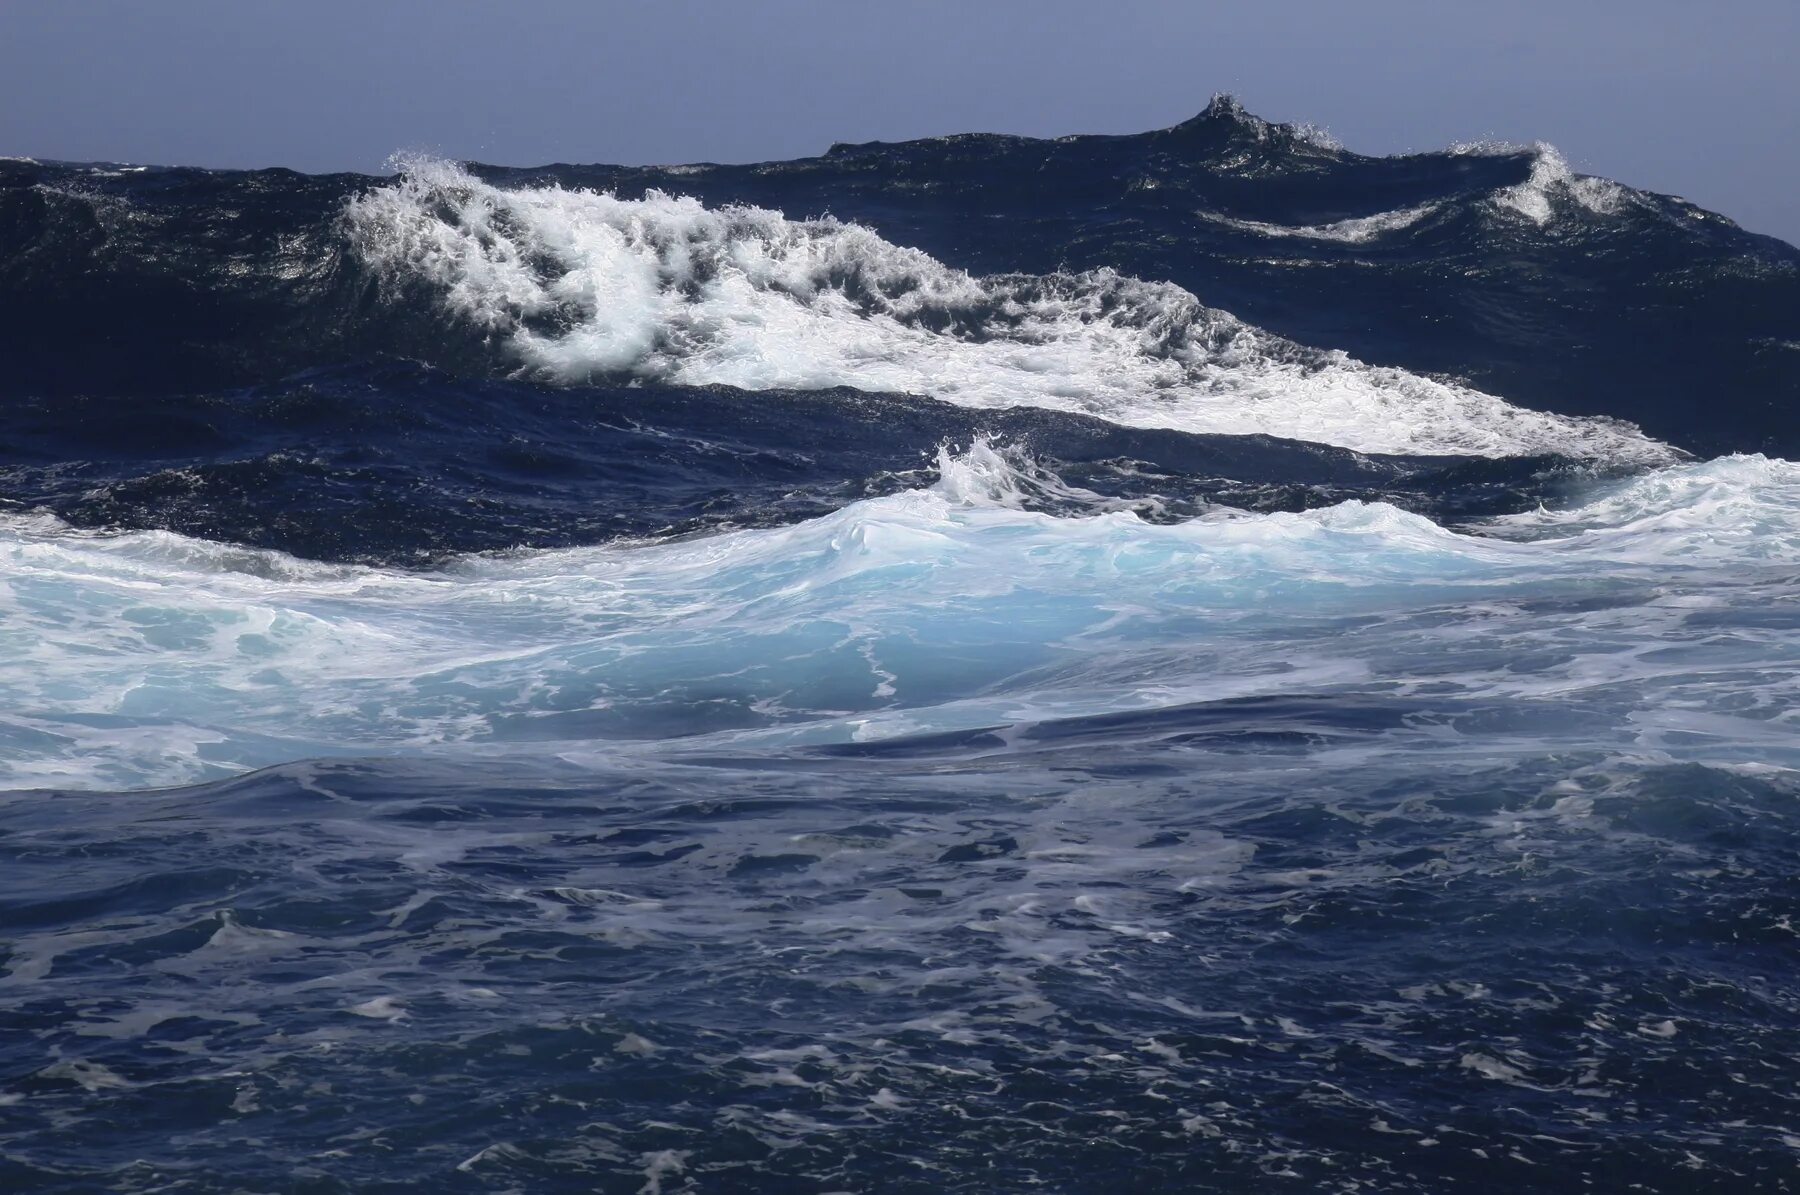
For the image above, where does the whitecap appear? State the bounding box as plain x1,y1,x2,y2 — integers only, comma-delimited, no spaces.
345,158,1669,463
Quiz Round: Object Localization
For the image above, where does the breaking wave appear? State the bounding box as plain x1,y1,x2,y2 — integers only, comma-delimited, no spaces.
345,158,1669,462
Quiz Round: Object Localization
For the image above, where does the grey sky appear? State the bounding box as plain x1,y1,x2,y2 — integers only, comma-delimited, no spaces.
3,0,1796,244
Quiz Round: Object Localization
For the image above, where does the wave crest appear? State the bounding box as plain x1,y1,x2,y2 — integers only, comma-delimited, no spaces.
345,158,1670,463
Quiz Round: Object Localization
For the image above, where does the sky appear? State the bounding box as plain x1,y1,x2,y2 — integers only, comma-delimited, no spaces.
3,0,1796,244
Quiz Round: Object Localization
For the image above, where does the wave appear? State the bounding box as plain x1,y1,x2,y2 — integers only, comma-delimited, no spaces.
4,444,1794,791
5,99,1795,459
344,158,1669,463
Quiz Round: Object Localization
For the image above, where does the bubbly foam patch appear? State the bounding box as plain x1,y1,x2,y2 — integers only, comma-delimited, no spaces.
345,158,1669,463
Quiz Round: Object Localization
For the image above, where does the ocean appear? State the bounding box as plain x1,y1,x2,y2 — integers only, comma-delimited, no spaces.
2,97,1797,1192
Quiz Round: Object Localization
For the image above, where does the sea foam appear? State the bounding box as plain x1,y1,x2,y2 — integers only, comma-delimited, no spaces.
346,159,1670,463
3,446,1792,791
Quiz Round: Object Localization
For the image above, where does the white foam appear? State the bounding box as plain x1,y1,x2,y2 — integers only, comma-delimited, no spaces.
4,448,1796,792
1487,455,1800,564
348,996,407,1022
1457,141,1631,225
1196,203,1437,243
345,158,1669,463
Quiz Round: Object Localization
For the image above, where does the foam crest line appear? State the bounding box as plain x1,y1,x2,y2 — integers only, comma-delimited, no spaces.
346,158,1671,463
1194,203,1439,243
2,449,1794,792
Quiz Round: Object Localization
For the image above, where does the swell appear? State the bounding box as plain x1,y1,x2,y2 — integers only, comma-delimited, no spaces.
3,98,1795,457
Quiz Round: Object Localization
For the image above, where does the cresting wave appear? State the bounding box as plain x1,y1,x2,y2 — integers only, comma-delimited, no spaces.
6,98,1794,458
345,158,1672,463
1195,145,1628,240
3,445,1794,791
1451,140,1632,224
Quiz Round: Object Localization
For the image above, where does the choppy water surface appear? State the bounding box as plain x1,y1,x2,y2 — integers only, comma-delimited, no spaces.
2,99,1798,1192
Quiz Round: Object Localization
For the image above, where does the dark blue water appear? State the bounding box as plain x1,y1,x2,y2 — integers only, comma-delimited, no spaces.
2,99,1798,1192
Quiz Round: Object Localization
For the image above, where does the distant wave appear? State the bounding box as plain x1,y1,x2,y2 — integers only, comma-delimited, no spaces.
5,99,1793,460
345,158,1669,462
